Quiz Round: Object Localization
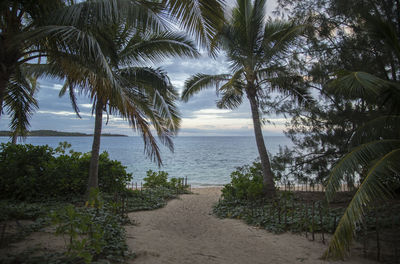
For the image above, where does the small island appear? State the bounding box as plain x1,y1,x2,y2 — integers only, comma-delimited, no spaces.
0,130,128,137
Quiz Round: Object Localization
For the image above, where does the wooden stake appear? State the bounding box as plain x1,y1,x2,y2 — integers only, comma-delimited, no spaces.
319,203,325,244
376,212,380,261
312,201,315,241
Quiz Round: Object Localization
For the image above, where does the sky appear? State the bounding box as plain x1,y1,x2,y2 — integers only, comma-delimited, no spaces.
0,0,284,137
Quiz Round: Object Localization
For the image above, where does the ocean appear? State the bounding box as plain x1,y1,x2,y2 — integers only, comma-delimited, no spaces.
0,136,292,187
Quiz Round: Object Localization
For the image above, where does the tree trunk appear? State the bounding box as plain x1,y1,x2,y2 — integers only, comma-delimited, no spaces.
11,133,17,144
86,99,104,195
247,92,276,198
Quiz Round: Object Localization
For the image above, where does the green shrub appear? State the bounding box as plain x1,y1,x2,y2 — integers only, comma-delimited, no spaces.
0,142,132,201
143,170,188,191
221,162,264,201
143,170,169,188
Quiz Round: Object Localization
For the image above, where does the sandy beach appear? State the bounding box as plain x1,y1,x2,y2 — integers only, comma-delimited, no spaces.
126,188,375,264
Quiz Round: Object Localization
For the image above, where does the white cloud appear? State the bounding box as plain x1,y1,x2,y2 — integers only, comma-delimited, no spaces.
37,110,91,117
79,104,92,108
193,109,232,115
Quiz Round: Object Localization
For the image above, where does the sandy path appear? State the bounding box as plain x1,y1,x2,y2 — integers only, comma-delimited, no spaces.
126,188,374,264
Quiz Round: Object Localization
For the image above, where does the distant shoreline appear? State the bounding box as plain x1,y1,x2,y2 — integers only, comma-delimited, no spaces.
0,130,128,137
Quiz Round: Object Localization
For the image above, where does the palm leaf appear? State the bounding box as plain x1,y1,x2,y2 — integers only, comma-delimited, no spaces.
323,147,400,259
181,73,231,102
163,0,225,52
118,31,199,65
325,139,400,202
327,71,398,101
3,67,38,140
350,115,400,146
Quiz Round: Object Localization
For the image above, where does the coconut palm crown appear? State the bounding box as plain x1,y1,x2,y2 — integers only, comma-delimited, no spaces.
181,0,310,197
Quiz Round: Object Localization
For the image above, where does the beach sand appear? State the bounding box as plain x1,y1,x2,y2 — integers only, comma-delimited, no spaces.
126,188,374,264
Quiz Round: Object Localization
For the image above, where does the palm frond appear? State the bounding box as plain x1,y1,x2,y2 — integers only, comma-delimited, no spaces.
216,69,245,109
350,116,400,146
364,15,400,62
3,68,38,140
325,140,400,202
118,67,181,133
327,71,398,101
50,0,165,33
163,0,225,53
119,31,199,65
181,73,231,102
262,20,305,59
323,147,400,259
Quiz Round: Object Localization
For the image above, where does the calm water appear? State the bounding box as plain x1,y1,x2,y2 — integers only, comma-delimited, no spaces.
0,136,292,186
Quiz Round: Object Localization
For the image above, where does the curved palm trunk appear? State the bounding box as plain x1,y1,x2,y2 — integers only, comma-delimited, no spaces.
86,98,104,194
247,92,276,198
11,133,17,144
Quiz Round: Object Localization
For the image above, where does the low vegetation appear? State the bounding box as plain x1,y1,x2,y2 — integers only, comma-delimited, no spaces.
214,161,400,262
0,142,132,201
0,143,190,263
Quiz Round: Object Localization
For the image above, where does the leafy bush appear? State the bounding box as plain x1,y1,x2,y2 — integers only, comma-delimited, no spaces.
143,170,188,191
143,170,169,188
0,142,132,201
50,196,129,263
221,162,264,201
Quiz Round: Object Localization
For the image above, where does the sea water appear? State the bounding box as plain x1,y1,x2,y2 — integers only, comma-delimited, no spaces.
0,136,292,186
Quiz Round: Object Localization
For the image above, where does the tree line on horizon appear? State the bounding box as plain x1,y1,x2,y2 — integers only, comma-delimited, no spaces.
1,0,399,259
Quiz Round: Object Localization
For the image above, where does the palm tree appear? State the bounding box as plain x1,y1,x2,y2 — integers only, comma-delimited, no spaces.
322,14,400,259
11,0,224,193
31,22,199,192
181,0,309,197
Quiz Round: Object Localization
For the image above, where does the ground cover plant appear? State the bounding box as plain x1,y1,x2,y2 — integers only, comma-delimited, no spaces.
214,161,400,262
0,143,190,263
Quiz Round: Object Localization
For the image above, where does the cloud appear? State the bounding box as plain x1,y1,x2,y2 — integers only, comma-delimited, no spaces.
193,109,232,115
79,104,92,108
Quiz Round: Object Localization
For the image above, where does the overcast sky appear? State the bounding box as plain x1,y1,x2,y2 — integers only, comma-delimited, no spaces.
0,0,284,137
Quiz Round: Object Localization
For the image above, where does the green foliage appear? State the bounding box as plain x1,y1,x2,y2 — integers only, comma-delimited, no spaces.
143,170,169,188
143,170,188,191
120,187,187,212
0,142,132,201
214,193,339,234
221,162,277,201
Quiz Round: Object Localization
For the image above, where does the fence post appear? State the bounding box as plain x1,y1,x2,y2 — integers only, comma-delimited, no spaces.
278,199,281,224
312,201,315,241
319,203,325,244
363,218,368,258
292,198,295,225
391,207,398,263
376,211,380,261
332,212,337,234
305,201,308,239
284,197,287,229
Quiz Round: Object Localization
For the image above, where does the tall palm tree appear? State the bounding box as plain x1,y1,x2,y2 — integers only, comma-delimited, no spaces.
322,14,400,259
181,0,309,197
31,22,199,192
15,0,223,193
